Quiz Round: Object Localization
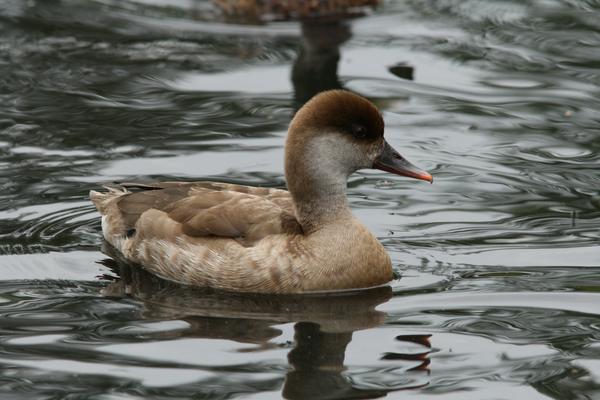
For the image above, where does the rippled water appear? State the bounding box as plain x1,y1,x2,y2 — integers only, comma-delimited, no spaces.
1,0,599,398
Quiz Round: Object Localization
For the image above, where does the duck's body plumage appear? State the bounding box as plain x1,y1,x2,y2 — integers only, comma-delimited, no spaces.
91,181,391,293
91,90,432,293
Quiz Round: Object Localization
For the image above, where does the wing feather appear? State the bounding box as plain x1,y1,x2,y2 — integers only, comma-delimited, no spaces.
111,181,300,243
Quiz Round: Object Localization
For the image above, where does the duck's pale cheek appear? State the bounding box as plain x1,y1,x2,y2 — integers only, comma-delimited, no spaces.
371,143,384,161
304,134,360,176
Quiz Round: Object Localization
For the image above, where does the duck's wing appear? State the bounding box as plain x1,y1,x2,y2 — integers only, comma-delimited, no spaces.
91,181,300,245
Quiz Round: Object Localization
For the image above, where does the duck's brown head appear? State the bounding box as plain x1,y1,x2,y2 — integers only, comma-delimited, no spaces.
285,90,432,199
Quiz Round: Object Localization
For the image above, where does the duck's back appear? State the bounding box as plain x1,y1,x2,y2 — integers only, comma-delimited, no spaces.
93,182,298,239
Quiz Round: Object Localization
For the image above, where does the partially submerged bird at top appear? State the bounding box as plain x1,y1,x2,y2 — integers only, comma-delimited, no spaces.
213,0,380,22
90,90,432,294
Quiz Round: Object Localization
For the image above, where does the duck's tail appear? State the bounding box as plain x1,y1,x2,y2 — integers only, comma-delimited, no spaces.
90,185,132,249
89,185,128,215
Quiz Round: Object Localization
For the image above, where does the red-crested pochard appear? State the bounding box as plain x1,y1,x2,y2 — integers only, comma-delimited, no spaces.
91,90,432,293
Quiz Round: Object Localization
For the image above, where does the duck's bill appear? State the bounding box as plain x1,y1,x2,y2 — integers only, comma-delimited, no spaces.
373,141,433,183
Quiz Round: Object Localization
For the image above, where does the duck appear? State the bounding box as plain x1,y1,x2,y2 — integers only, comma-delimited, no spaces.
90,90,432,294
213,0,380,22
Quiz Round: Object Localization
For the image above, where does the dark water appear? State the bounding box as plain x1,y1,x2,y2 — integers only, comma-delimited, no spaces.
1,0,599,398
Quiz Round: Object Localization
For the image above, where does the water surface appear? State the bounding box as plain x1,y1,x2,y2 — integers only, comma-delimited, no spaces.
1,0,599,398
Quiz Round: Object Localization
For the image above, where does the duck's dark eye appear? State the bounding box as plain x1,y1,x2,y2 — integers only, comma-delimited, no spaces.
351,124,368,139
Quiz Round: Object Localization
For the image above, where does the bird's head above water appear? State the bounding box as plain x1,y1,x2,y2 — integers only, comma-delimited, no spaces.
285,90,432,199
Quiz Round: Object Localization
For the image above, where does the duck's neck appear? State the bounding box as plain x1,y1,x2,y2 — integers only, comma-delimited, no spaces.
289,173,352,233
285,134,354,233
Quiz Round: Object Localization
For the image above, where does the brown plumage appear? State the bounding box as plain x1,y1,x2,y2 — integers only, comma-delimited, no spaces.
91,90,432,293
213,0,380,22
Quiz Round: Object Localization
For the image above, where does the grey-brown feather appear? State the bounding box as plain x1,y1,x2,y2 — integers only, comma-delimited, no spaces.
114,181,301,239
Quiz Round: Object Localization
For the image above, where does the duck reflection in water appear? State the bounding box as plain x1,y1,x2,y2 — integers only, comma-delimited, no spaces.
214,0,414,108
100,248,431,399
291,19,351,106
291,12,414,107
